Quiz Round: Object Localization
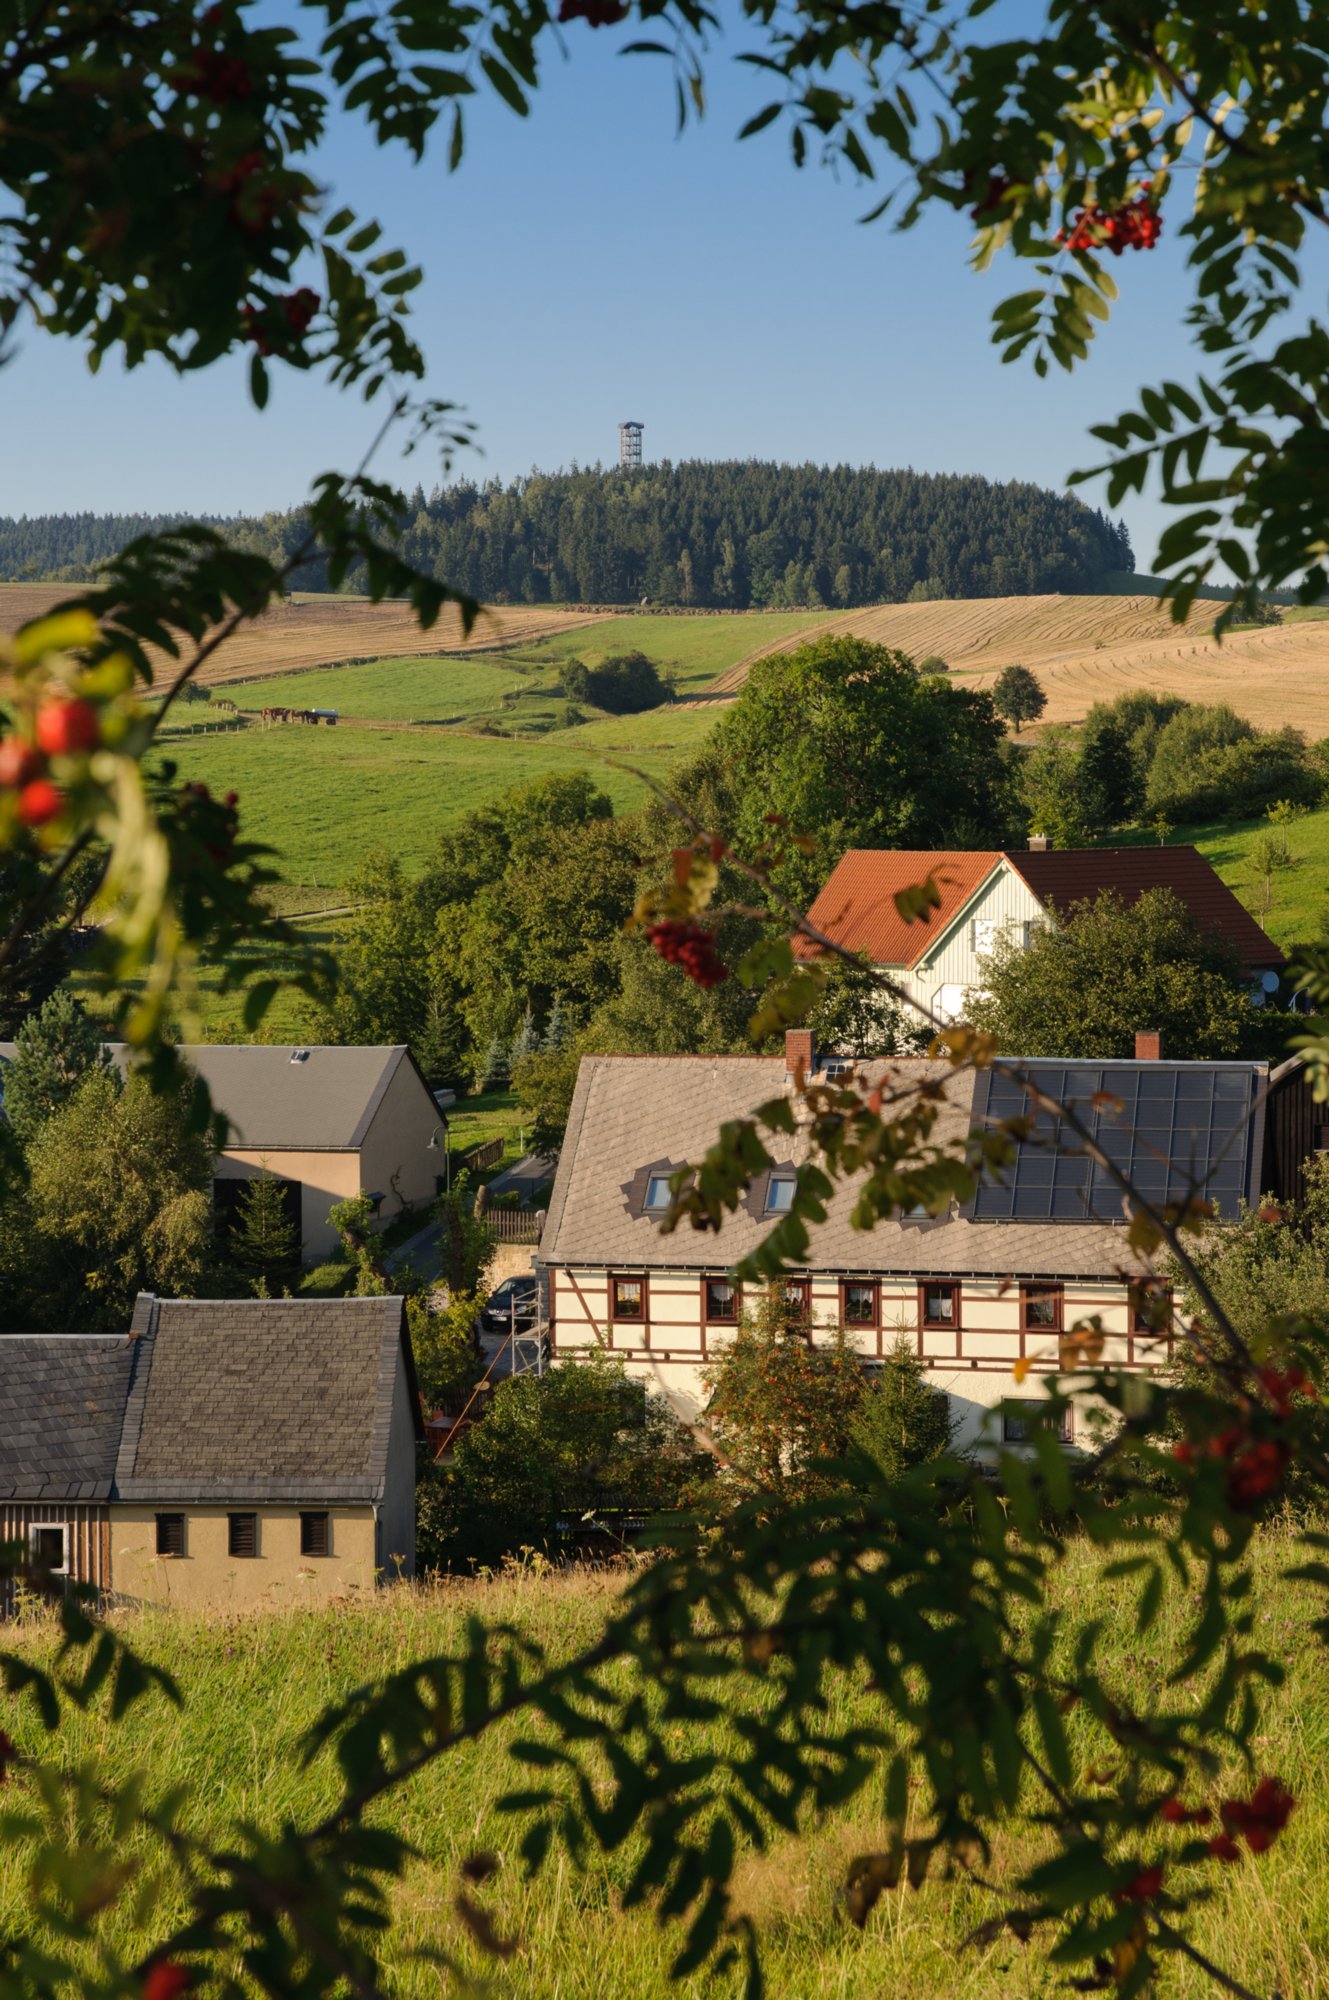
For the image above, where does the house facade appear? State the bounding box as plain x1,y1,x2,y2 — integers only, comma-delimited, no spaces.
794,846,1286,1027
0,1294,423,1613
538,1041,1281,1448
0,1041,446,1260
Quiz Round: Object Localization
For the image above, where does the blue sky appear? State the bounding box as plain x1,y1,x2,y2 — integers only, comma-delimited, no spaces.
1,18,1202,571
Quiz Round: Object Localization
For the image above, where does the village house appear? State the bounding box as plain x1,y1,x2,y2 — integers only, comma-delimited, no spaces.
793,845,1286,1027
0,1294,422,1612
538,1034,1314,1449
0,1040,446,1260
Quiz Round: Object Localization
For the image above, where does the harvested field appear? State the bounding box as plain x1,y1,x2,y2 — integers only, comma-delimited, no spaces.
709,592,1329,738
0,583,610,687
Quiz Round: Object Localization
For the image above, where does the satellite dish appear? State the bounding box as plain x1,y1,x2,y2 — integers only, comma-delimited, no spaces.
1261,970,1280,993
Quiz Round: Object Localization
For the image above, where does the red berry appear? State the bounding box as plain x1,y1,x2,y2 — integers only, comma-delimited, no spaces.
0,737,43,788
17,778,63,826
35,698,99,757
1207,1833,1242,1863
1113,1863,1165,1903
284,287,319,333
143,1964,192,2000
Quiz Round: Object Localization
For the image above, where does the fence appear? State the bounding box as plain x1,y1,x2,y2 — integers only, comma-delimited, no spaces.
460,1137,504,1174
481,1208,544,1244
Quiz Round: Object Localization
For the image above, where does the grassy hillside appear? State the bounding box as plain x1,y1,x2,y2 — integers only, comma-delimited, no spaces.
1183,807,1329,951
2,1531,1326,1997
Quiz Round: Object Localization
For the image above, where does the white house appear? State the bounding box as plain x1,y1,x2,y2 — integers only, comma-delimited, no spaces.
793,845,1286,1027
537,1035,1287,1450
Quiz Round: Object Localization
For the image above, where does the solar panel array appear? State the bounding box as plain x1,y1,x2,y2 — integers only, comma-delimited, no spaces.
970,1064,1259,1224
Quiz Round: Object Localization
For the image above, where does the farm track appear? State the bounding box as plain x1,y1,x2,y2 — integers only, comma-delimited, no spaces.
707,593,1329,736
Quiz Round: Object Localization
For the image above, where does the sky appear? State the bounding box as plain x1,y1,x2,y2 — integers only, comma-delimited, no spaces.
0,12,1207,573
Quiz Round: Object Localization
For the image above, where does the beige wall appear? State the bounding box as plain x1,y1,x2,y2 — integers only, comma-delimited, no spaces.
110,1505,380,1609
357,1058,443,1223
897,862,1046,1024
215,1150,363,1261
549,1266,1165,1447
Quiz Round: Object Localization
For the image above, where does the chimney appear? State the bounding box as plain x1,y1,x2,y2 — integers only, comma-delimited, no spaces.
785,1029,814,1079
1028,832,1049,852
1135,1031,1161,1061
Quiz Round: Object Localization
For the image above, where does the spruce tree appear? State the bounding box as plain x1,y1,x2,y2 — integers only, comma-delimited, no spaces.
229,1171,300,1296
3,987,110,1144
850,1337,955,1482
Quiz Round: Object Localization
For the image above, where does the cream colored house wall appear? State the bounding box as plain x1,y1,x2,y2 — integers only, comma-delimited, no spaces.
110,1506,379,1609
549,1266,1162,1449
214,1150,363,1260
357,1058,442,1223
895,862,1046,1023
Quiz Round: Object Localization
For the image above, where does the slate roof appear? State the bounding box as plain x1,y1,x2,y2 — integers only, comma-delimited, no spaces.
114,1294,424,1503
1009,846,1284,973
792,847,1283,977
539,1054,1268,1282
0,1042,435,1151
0,1336,137,1500
792,851,1001,968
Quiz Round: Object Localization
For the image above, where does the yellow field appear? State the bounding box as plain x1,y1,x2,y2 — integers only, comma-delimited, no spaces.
0,584,610,688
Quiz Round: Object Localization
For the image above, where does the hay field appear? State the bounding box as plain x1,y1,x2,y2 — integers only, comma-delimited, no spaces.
0,583,609,687
710,593,1329,737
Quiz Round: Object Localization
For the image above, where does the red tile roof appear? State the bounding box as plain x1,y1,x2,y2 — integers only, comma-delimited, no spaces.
794,851,1003,968
1008,845,1284,973
795,845,1285,975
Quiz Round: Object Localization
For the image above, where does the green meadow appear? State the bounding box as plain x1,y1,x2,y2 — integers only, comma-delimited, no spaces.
2,1530,1327,1997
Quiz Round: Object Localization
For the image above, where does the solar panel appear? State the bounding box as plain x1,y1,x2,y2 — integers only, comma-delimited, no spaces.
970,1063,1259,1225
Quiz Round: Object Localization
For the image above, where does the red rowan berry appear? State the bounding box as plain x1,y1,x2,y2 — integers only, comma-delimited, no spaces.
17,778,63,826
1113,1863,1165,1903
1207,1833,1242,1863
284,287,320,333
35,698,99,757
143,1963,192,2000
0,737,43,789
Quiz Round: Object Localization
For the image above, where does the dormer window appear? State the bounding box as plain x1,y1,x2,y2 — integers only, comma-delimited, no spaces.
764,1174,796,1215
644,1174,673,1213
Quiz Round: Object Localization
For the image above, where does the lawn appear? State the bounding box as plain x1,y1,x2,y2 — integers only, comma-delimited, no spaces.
149,702,721,889
2,1528,1327,1996
1164,807,1329,951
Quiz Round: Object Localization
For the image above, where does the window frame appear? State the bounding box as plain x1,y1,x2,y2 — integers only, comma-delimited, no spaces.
1019,1282,1064,1333
228,1512,258,1560
1002,1401,1073,1445
919,1279,961,1331
155,1513,186,1558
300,1511,331,1559
839,1278,881,1330
643,1173,675,1216
763,1173,797,1216
29,1524,67,1575
780,1277,812,1325
702,1274,741,1325
610,1272,648,1323
1130,1284,1173,1336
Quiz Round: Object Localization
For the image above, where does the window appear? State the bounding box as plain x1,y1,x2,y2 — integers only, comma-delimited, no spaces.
30,1525,66,1573
1003,1401,1072,1445
611,1274,646,1321
703,1276,740,1323
228,1513,258,1559
823,1058,854,1080
972,917,1000,957
841,1280,879,1327
781,1278,811,1322
155,1513,185,1558
921,1281,959,1329
1021,1283,1063,1331
644,1174,673,1214
300,1512,330,1558
1131,1284,1173,1335
764,1174,796,1214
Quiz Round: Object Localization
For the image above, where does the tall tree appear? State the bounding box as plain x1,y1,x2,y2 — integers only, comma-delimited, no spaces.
990,664,1048,730
2,986,109,1143
227,1169,300,1296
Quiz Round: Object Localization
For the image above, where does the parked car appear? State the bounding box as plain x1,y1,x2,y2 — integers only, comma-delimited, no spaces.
480,1275,540,1337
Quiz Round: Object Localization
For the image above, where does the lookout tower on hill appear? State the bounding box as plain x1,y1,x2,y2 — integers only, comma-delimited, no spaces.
618,420,644,471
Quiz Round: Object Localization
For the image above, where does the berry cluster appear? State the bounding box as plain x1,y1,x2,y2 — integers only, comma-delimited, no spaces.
242,289,320,355
1171,1355,1315,1510
1213,1777,1295,1857
0,697,102,829
176,46,252,101
646,920,729,989
143,1965,193,2000
967,171,1012,220
557,0,629,22
1057,189,1162,255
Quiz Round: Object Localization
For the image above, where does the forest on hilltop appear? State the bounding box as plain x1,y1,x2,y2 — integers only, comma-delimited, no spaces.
0,463,1132,608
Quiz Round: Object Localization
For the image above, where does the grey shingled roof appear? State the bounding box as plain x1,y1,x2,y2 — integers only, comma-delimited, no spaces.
0,1042,433,1151
0,1335,137,1500
113,1295,424,1503
540,1055,1267,1281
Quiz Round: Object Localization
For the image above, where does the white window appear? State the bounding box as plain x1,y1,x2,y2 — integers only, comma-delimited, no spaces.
644,1174,673,1212
972,917,1000,957
764,1175,796,1214
935,983,966,1022
30,1524,67,1573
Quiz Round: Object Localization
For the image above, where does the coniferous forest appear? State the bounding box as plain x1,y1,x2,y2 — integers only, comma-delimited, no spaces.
0,462,1133,606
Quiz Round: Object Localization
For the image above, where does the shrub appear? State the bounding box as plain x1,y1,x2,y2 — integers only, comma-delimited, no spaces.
850,1337,957,1479
1142,704,1317,820
917,653,949,674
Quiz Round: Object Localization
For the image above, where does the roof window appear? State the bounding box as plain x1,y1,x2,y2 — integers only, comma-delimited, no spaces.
289,1049,310,1064
764,1174,797,1214
644,1174,674,1213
